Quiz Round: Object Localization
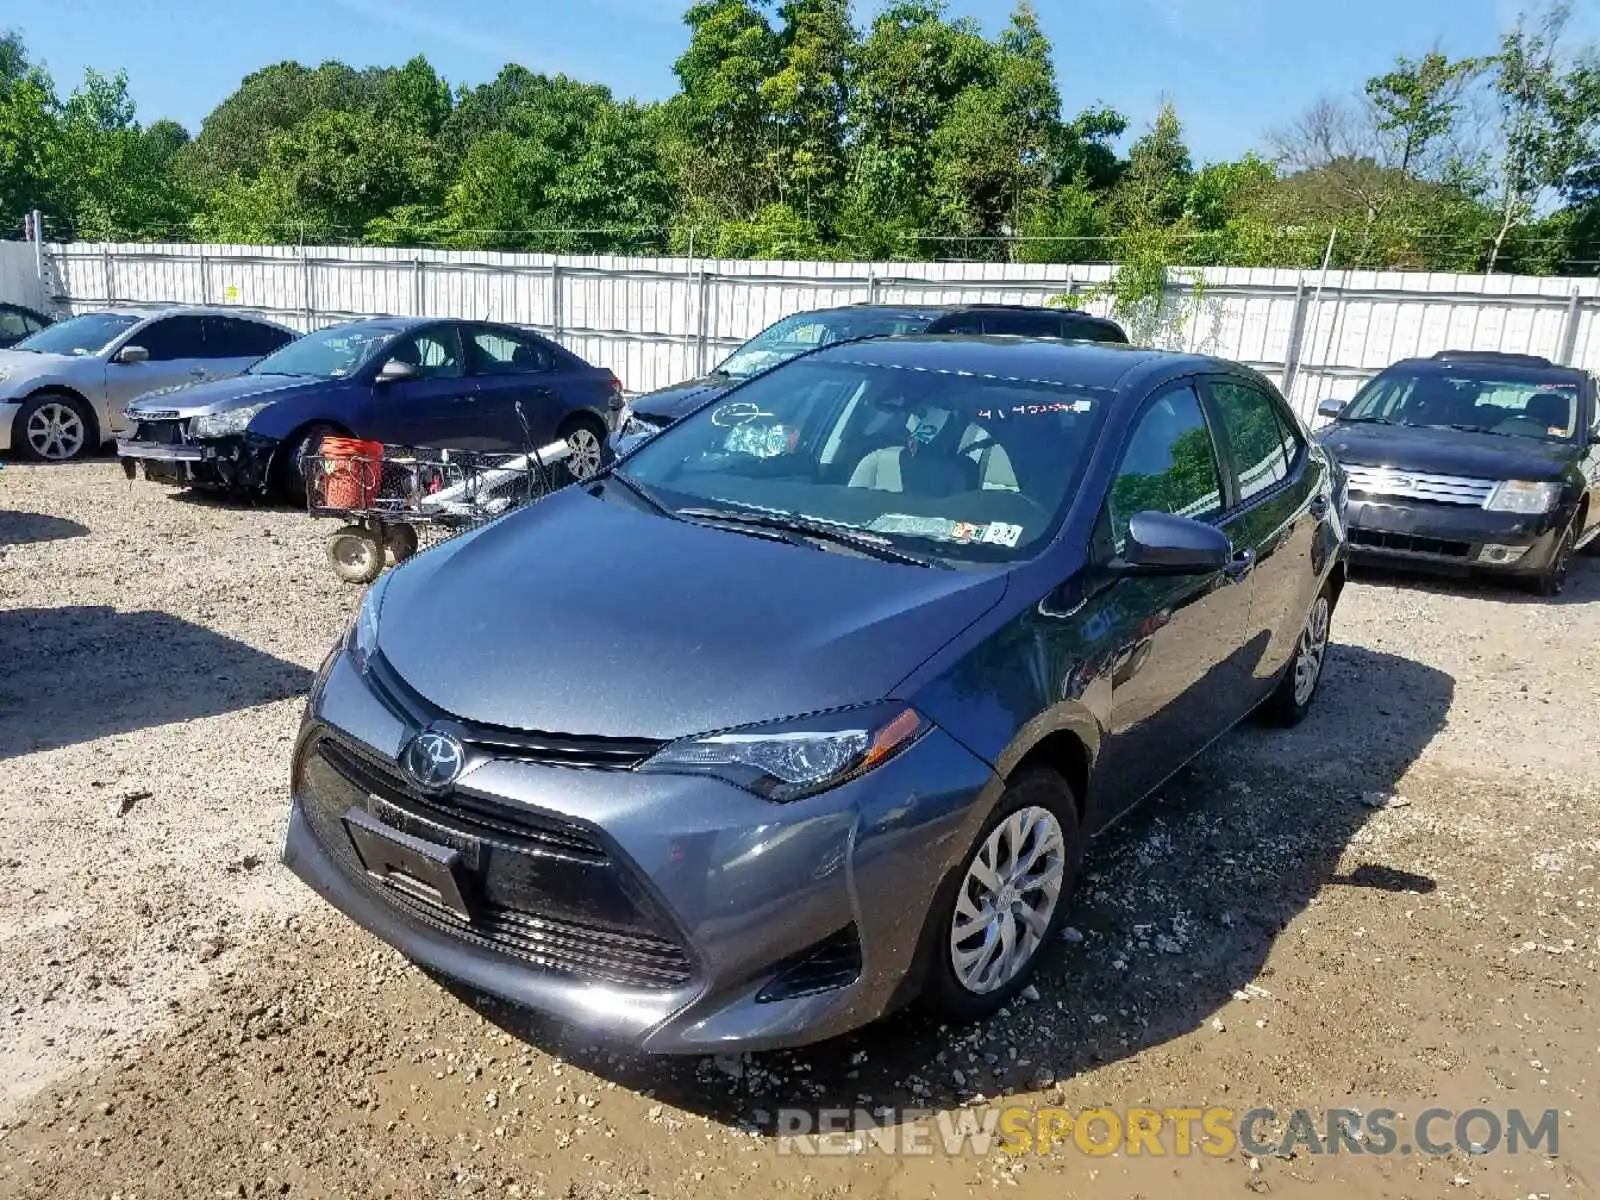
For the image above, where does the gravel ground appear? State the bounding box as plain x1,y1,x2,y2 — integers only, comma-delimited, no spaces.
1,459,1598,1200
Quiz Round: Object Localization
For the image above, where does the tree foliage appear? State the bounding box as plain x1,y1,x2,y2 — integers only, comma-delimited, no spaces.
2,3,1598,274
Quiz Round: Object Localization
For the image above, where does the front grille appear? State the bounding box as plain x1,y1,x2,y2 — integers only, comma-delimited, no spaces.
135,409,181,420
130,417,191,445
318,737,605,861
1343,465,1493,507
301,733,694,990
1349,528,1472,559
368,655,666,770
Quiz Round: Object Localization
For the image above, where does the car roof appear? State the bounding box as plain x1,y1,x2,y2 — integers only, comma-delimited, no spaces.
807,302,1119,322
808,334,1223,392
1383,353,1589,384
72,305,296,329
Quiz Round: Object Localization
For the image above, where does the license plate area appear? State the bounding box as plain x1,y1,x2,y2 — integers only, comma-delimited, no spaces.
343,806,475,920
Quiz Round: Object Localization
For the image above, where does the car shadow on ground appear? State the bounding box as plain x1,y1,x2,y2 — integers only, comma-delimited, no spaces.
0,510,90,547
445,641,1454,1128
0,606,313,760
1350,552,1600,606
165,488,302,515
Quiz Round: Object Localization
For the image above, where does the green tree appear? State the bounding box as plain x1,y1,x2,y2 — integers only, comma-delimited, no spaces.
673,0,780,220
1365,51,1478,178
761,0,853,221
1113,100,1192,232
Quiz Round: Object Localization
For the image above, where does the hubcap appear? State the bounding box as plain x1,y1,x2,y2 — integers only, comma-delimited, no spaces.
335,537,376,570
26,401,86,461
949,805,1066,995
1293,595,1330,706
565,428,604,481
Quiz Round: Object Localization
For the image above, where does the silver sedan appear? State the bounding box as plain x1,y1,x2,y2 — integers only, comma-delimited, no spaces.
0,307,298,461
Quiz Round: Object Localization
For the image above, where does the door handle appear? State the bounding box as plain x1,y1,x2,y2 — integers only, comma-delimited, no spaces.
1223,547,1256,582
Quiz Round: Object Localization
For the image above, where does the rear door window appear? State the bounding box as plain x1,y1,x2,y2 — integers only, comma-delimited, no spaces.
1208,377,1294,504
0,308,29,339
204,317,293,359
134,316,207,361
468,326,553,375
981,311,1063,337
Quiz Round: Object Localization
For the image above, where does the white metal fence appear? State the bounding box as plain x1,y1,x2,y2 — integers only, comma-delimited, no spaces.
10,240,1600,423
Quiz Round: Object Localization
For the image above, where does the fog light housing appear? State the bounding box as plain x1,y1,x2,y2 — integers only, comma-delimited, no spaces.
1477,544,1529,564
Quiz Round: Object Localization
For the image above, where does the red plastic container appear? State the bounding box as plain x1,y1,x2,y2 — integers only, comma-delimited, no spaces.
318,437,383,509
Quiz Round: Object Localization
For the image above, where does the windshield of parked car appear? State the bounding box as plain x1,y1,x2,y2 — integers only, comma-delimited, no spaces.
616,356,1112,563
13,313,139,356
714,311,933,380
1342,366,1586,442
247,324,397,378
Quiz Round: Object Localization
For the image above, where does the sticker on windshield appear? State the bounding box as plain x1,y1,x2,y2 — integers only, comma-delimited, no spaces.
711,401,776,427
974,400,1093,420
980,522,1023,548
867,514,1025,548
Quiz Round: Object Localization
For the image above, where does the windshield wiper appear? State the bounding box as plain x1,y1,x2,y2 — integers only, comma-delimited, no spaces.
675,507,950,569
1440,423,1521,438
606,470,681,520
1340,416,1397,425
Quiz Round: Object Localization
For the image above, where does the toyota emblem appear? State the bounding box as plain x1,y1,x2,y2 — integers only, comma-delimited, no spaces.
403,730,465,791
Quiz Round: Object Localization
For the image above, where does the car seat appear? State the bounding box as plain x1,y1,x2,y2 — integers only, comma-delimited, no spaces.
1522,391,1572,434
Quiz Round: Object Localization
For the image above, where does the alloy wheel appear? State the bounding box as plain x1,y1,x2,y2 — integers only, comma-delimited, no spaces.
25,401,86,461
949,805,1067,995
565,427,605,481
1292,595,1331,706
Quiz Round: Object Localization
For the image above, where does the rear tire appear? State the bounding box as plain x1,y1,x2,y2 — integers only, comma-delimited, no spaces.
923,768,1081,1023
1260,584,1334,727
557,417,610,483
15,392,94,462
384,522,419,565
327,524,384,584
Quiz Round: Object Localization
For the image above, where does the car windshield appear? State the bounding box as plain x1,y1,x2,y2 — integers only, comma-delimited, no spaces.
247,324,396,378
617,356,1111,563
13,313,139,356
1344,366,1585,442
714,311,933,380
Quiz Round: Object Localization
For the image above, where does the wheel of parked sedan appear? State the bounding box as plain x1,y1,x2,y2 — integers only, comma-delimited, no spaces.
926,768,1081,1021
1261,586,1333,726
327,524,385,585
16,392,92,462
561,422,608,482
1532,525,1575,598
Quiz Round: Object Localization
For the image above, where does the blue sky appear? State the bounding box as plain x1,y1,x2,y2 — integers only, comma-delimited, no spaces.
13,0,1600,163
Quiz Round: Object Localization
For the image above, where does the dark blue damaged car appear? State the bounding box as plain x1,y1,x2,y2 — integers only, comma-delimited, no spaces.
284,336,1345,1053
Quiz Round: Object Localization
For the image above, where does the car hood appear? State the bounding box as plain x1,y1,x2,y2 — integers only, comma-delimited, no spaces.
377,487,1008,740
0,349,88,394
1319,421,1576,482
629,377,736,423
126,373,327,417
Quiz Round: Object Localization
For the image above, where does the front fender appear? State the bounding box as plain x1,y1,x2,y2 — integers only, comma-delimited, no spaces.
246,381,366,441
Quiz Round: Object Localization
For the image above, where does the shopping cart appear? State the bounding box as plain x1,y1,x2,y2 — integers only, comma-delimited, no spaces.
303,437,575,583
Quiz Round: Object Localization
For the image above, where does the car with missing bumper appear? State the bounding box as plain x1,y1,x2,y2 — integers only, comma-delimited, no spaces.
612,303,1128,456
119,317,627,498
0,307,295,461
284,336,1344,1053
1315,350,1600,596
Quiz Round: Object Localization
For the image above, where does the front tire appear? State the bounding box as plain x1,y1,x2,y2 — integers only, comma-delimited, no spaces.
1261,585,1333,726
1531,524,1575,598
924,769,1081,1023
15,393,93,462
278,423,339,504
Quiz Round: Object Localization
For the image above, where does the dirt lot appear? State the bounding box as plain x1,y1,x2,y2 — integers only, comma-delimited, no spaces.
1,459,1597,1200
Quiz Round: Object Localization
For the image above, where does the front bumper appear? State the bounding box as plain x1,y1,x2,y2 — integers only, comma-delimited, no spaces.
118,429,274,491
283,648,1002,1053
1343,496,1567,575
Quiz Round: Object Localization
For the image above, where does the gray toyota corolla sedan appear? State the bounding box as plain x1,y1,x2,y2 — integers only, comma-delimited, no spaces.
284,337,1346,1053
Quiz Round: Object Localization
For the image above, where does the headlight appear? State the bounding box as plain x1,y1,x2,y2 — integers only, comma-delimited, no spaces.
1483,480,1562,514
641,703,929,802
0,365,12,383
345,573,391,673
192,401,273,439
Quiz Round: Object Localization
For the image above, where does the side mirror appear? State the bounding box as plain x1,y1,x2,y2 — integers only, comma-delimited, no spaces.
377,359,420,383
1112,511,1232,575
1316,397,1345,420
115,344,149,365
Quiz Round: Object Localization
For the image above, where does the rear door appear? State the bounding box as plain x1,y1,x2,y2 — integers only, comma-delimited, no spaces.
464,324,563,450
363,325,477,449
1200,373,1323,697
104,315,210,411
202,316,295,378
1091,380,1258,817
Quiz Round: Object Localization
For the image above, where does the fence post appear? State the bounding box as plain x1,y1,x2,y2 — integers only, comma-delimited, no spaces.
1281,276,1311,401
551,259,564,343
1557,288,1583,366
866,266,879,304
31,209,43,284
301,247,315,325
198,251,211,306
695,270,712,375
412,258,424,316
101,247,114,304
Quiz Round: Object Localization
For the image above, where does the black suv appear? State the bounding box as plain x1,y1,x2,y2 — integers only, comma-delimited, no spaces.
617,303,1128,447
1316,351,1600,595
